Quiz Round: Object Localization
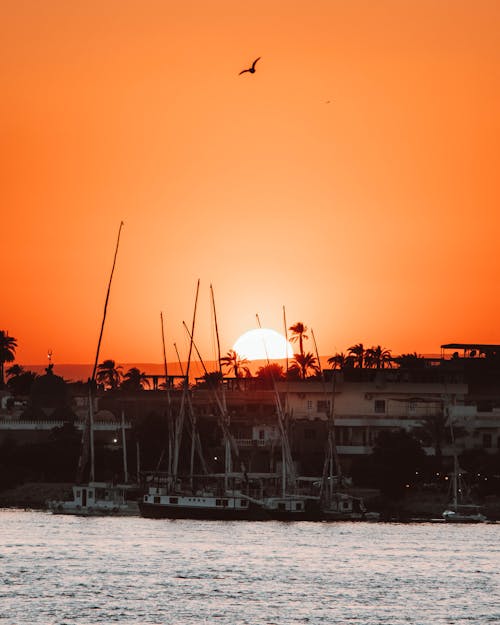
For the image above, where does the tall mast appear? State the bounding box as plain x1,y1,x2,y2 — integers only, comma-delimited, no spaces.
256,313,296,494
121,408,128,483
211,284,231,488
160,312,173,476
76,221,124,484
172,280,199,482
311,328,341,502
446,399,459,510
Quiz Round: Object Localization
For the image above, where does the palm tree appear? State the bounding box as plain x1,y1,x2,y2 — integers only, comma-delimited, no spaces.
394,352,427,369
120,367,150,391
327,352,353,370
288,352,319,379
220,349,251,379
256,363,285,388
0,331,17,387
6,364,24,379
289,322,308,358
365,345,393,369
6,366,37,396
347,343,365,369
95,359,122,390
200,370,223,389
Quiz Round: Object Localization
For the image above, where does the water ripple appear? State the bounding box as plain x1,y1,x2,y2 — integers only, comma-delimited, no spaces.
1,510,500,624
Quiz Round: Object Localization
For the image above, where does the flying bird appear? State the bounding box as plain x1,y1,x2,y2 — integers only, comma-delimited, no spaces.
239,57,261,75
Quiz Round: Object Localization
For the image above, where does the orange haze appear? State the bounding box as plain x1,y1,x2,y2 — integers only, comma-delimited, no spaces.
2,0,499,367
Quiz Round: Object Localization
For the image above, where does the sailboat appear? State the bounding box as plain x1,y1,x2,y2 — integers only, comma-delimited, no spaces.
139,283,269,521
442,454,487,523
48,223,139,516
442,402,487,523
312,330,377,521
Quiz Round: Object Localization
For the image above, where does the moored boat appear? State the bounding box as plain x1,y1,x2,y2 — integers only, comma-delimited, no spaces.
442,503,487,523
139,485,267,520
48,481,139,516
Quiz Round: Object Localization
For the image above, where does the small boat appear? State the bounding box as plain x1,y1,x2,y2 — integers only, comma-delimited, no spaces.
442,413,488,524
321,492,372,521
442,504,487,523
260,494,320,521
48,482,139,516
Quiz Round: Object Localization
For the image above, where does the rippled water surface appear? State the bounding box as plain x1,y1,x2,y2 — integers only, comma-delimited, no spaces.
1,510,500,624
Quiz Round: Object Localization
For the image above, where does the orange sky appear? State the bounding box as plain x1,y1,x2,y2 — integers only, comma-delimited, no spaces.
2,0,499,366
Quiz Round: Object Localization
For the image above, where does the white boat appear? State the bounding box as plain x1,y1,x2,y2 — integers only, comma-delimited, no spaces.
442,504,487,523
442,405,488,523
48,482,139,516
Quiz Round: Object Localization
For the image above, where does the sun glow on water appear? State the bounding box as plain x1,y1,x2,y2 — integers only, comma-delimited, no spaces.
232,329,294,361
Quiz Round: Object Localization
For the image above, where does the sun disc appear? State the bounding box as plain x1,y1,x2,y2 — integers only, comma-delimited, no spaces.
232,328,294,361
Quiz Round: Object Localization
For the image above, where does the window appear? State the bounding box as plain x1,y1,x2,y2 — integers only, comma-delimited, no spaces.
278,503,286,511
306,400,313,410
295,502,303,511
374,400,386,414
259,429,265,440
154,496,160,504
240,500,248,507
317,400,331,413
169,497,178,504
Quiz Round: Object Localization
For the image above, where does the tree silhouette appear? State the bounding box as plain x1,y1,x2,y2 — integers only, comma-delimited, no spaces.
96,359,122,390
220,350,250,379
0,331,17,387
6,367,38,396
289,322,308,358
120,367,150,391
288,352,319,379
370,429,427,498
256,363,285,388
327,352,353,370
394,352,427,369
199,370,223,389
348,343,365,368
365,345,392,369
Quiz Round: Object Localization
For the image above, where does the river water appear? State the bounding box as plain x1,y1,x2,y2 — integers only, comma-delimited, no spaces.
1,509,499,625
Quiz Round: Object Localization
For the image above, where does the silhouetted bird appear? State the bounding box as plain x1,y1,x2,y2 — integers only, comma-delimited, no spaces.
239,57,261,75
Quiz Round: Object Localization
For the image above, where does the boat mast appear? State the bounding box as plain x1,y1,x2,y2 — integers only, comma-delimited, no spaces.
172,280,199,484
76,221,124,484
446,400,459,510
160,311,173,477
211,284,232,489
257,313,296,495
311,328,341,502
121,408,128,483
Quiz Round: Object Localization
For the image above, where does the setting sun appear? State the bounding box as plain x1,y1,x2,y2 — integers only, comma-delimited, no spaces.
232,329,294,361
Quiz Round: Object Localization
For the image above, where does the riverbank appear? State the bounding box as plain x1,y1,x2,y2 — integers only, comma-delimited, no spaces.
2,482,500,521
0,483,73,509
